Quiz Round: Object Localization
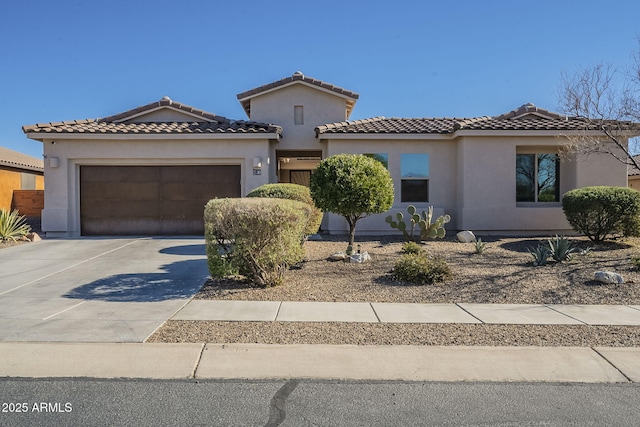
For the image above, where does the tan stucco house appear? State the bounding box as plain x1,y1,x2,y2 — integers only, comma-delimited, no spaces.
23,72,638,237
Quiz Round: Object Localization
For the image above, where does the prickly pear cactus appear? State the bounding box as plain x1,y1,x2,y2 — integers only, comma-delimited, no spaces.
418,206,450,240
386,205,450,242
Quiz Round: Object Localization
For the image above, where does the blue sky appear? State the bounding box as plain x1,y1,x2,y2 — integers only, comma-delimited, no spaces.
2,0,639,159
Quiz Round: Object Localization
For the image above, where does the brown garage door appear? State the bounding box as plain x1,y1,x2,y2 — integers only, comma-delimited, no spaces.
80,165,241,235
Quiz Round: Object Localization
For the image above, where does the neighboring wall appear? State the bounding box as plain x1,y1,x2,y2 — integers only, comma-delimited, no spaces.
0,167,44,212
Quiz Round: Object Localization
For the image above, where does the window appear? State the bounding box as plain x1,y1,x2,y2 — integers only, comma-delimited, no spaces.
294,105,304,125
516,153,559,203
364,153,388,169
401,153,429,202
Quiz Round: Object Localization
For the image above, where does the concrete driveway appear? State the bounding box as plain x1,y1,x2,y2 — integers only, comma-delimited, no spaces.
0,237,209,342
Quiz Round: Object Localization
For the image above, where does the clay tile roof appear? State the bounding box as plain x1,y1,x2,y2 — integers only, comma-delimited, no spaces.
316,103,640,135
629,155,640,177
0,146,43,172
237,71,359,118
23,98,282,138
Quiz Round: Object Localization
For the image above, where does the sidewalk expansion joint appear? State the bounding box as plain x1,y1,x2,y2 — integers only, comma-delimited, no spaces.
543,304,590,326
455,303,485,324
369,303,381,323
273,302,283,322
591,347,633,383
190,342,207,379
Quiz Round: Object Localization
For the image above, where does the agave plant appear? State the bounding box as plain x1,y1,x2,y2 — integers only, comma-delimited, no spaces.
547,235,577,262
0,209,32,242
529,244,550,266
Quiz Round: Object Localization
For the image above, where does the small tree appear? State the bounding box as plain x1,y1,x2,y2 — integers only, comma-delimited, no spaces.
310,154,394,246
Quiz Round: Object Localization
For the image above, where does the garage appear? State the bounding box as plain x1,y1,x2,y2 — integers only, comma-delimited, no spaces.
80,165,241,235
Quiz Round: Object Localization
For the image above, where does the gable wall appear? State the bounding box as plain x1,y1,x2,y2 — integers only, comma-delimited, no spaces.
249,85,349,181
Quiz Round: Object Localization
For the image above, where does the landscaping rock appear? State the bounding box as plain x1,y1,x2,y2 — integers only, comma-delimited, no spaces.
594,271,624,284
328,251,347,261
349,251,371,263
28,232,42,242
456,230,476,243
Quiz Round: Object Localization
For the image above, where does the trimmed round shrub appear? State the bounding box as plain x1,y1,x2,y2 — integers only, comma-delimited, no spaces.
247,183,322,236
204,197,311,287
310,154,394,245
393,253,451,285
562,186,640,242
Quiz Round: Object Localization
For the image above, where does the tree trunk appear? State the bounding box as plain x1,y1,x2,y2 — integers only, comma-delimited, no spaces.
346,216,357,246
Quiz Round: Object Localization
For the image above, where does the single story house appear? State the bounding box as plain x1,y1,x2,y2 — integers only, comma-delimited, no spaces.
0,146,44,217
23,72,639,237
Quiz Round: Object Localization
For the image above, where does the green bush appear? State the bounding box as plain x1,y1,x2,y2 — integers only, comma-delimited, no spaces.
204,198,310,287
0,209,31,242
247,183,322,236
310,154,394,246
393,253,451,285
562,186,640,242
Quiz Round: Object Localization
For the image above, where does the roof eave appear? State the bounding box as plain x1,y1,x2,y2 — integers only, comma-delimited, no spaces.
24,132,281,141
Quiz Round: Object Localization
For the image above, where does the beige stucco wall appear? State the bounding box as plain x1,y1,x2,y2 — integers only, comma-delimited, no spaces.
320,134,629,236
321,137,456,234
40,136,271,237
247,84,350,182
455,135,628,233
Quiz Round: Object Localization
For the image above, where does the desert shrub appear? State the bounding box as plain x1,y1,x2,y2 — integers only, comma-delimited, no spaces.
310,154,394,246
393,253,451,285
204,198,310,287
562,186,640,242
401,241,424,255
0,209,31,242
631,255,640,270
247,183,323,236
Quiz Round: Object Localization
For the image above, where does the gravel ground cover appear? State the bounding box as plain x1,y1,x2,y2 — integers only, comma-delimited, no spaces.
148,235,640,346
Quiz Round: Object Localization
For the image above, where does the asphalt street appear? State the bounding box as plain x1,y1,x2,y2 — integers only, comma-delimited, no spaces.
2,379,640,426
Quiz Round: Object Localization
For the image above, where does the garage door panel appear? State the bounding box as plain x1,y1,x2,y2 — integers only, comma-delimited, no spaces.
80,165,240,235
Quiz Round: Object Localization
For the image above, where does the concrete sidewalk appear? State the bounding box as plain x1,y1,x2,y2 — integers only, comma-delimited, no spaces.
172,300,640,325
1,342,639,383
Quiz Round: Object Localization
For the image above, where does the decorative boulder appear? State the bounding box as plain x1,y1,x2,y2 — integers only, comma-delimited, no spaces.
349,251,371,263
456,230,476,243
594,271,624,284
329,251,347,261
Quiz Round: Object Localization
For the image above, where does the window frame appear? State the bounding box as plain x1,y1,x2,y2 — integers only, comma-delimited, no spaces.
400,153,430,203
516,151,560,205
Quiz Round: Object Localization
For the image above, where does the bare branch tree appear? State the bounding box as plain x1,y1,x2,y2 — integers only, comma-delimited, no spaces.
558,49,640,173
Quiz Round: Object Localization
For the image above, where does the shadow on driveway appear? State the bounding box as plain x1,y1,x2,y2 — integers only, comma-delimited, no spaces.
159,244,206,256
63,259,208,302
